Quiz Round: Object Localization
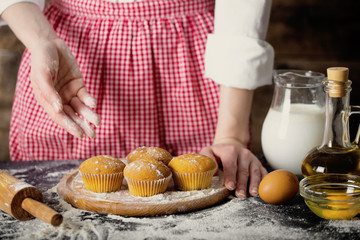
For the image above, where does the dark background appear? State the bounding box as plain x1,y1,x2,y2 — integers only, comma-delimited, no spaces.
1,0,360,160
252,0,360,153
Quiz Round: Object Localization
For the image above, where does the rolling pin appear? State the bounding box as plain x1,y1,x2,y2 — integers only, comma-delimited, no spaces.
0,169,63,226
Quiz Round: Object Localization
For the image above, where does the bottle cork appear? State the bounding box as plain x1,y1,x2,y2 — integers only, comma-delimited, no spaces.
326,67,349,98
327,67,349,82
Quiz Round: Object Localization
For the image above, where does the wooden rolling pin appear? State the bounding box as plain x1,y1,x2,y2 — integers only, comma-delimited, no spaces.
0,169,63,226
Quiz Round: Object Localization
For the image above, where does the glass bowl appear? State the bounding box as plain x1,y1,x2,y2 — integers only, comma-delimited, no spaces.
300,174,360,220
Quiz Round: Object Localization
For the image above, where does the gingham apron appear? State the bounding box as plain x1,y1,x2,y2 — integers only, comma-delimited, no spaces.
9,0,220,161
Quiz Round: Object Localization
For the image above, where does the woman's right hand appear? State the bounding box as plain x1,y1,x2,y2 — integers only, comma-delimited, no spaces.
2,2,101,139
1,2,101,138
29,38,101,139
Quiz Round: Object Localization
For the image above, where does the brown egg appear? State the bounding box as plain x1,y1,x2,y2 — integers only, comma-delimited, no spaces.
258,169,299,204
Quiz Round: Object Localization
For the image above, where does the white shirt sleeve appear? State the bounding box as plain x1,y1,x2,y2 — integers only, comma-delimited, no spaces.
205,0,274,89
0,0,45,27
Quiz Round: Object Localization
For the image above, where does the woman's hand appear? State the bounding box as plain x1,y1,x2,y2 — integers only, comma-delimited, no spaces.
29,38,101,139
201,85,268,198
2,2,101,139
200,139,267,198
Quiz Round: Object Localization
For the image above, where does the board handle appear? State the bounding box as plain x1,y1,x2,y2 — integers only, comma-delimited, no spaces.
21,198,63,226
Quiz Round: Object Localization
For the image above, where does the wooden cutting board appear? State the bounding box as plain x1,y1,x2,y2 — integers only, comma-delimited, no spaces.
57,170,230,216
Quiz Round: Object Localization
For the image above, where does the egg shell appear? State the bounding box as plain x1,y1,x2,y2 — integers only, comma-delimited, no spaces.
258,169,299,204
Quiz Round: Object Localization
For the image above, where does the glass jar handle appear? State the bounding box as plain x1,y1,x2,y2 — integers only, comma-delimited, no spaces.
349,106,360,145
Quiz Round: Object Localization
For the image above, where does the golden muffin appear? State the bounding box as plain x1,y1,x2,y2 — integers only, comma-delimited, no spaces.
126,146,173,165
124,159,172,197
79,155,125,193
168,153,217,191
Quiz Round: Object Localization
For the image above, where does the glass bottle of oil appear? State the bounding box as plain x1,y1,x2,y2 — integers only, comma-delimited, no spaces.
302,67,360,177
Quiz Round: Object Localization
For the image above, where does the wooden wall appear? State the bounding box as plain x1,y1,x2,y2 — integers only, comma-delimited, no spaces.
251,0,360,154
1,0,360,160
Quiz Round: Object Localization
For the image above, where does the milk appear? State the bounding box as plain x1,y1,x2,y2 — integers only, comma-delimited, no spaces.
261,104,325,175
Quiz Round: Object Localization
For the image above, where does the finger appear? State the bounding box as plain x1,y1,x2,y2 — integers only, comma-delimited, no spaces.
248,161,263,197
219,149,238,191
235,149,252,198
261,166,268,179
199,147,219,174
63,105,96,139
78,87,97,109
199,146,215,161
37,97,85,139
70,97,101,127
57,79,101,126
57,78,85,104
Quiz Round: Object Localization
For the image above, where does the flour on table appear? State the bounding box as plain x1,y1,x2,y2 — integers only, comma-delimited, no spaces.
1,164,360,240
8,181,33,192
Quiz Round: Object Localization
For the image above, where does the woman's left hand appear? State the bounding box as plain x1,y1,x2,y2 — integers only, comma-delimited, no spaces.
200,139,268,198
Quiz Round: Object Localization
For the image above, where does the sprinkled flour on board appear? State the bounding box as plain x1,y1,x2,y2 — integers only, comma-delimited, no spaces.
67,170,225,204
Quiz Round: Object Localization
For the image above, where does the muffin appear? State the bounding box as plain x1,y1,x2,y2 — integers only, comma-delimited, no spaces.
126,146,173,165
168,153,217,191
79,155,125,193
124,159,172,197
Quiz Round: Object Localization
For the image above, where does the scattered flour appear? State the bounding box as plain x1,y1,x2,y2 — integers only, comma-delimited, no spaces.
1,164,360,240
8,181,33,192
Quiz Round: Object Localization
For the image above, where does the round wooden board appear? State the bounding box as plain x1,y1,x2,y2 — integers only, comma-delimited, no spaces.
57,170,230,216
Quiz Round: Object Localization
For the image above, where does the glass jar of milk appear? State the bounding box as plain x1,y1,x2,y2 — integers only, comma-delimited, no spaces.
261,70,325,175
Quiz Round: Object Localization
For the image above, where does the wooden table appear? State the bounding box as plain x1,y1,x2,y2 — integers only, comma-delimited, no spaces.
1,159,360,240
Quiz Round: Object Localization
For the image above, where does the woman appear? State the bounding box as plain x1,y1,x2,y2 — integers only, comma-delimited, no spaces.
0,0,274,198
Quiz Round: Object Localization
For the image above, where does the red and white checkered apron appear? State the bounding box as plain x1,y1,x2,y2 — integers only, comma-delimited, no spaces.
9,0,220,161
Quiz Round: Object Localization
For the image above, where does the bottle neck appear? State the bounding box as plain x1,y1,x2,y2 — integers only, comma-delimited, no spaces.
322,88,352,148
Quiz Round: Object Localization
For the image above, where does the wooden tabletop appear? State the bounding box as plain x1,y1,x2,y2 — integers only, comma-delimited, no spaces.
1,159,360,240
